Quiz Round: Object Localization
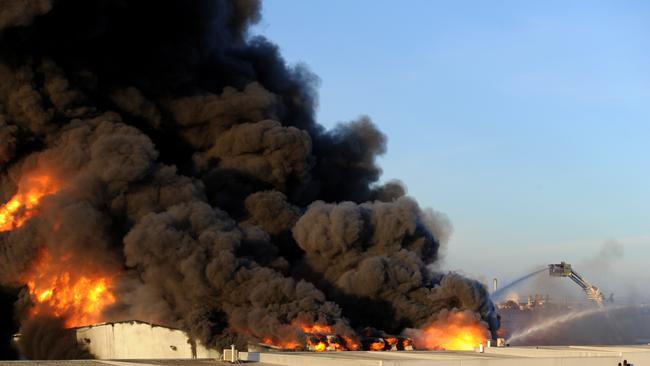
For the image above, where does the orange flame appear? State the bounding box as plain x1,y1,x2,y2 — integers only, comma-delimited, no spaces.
310,340,327,352
20,248,116,328
261,337,301,350
369,340,385,351
327,340,343,351
260,322,361,351
343,336,361,351
299,323,334,334
2,171,115,328
385,337,398,346
406,310,490,351
0,173,59,232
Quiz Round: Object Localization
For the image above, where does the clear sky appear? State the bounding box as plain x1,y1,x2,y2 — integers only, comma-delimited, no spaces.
252,1,650,301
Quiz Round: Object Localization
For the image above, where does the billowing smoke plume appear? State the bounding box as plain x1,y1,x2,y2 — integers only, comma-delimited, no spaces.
0,287,18,359
17,316,93,360
292,199,488,333
584,240,624,271
0,0,497,358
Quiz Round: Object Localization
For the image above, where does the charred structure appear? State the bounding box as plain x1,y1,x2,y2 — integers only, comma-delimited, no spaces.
0,0,498,359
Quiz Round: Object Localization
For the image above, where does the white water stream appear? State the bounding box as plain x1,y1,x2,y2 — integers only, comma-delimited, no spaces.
506,305,643,344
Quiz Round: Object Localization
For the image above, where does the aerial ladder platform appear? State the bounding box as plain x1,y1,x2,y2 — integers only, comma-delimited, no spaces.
548,262,604,306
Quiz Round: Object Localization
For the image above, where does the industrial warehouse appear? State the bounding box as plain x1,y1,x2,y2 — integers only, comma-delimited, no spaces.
0,0,648,365
5,318,649,365
5,321,650,365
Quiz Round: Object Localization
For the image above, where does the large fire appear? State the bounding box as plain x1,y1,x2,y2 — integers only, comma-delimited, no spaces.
0,173,59,232
1,171,116,328
1,171,488,349
20,248,117,328
405,310,490,351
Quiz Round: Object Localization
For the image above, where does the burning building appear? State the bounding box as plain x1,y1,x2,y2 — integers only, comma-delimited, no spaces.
13,320,219,359
0,0,498,359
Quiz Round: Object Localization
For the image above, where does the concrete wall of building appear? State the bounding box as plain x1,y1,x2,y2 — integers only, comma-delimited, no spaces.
242,351,626,366
74,321,219,359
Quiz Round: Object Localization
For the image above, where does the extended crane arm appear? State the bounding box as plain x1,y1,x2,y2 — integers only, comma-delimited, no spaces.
548,262,604,305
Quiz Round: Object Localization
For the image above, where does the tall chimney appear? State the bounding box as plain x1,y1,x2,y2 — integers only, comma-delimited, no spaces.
492,278,498,293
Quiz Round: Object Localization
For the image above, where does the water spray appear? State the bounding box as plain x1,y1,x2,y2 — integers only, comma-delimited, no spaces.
491,268,546,301
506,304,649,344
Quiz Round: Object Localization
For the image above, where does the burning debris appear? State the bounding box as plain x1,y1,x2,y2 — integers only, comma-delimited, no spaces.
0,0,498,359
259,327,413,352
357,329,413,352
258,323,413,352
257,322,358,351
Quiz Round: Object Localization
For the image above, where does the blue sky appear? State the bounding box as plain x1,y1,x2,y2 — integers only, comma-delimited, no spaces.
252,1,650,300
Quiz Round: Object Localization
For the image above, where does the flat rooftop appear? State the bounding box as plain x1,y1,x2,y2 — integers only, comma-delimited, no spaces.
241,345,650,365
3,345,650,366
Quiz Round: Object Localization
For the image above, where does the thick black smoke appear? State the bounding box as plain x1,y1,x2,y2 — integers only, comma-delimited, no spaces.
0,0,497,359
17,316,94,360
0,286,18,359
292,199,491,334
